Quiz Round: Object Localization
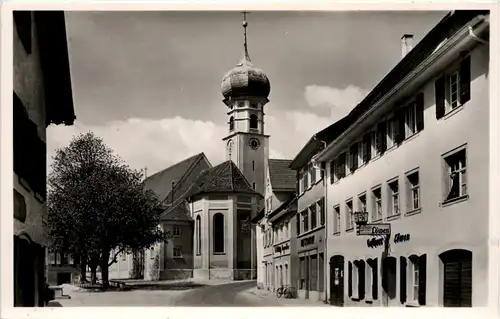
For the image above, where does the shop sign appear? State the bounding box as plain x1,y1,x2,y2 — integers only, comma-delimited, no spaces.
358,223,391,236
300,235,314,247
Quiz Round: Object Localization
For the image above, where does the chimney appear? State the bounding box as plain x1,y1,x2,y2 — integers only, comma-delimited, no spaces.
401,34,414,58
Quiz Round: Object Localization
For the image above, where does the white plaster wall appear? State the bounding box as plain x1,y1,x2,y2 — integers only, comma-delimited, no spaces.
324,43,489,307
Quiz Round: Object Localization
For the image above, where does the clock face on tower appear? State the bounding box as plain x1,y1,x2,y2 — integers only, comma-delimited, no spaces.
248,137,261,150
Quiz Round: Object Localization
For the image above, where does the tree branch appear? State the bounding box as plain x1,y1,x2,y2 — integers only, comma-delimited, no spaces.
108,247,125,266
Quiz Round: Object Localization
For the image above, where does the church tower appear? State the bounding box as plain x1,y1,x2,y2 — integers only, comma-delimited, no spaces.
220,12,271,200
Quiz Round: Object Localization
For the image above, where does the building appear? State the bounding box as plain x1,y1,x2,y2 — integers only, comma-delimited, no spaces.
254,159,296,291
313,10,490,307
289,140,329,302
13,11,76,306
109,153,212,280
46,252,80,286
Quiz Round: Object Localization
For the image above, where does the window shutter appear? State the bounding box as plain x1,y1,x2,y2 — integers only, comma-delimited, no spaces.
359,262,366,300
372,258,378,300
329,161,335,184
400,257,407,304
362,134,371,162
459,55,471,105
350,144,358,172
348,262,353,297
435,76,446,119
376,122,387,153
340,153,347,178
394,110,406,144
416,93,425,131
418,254,427,305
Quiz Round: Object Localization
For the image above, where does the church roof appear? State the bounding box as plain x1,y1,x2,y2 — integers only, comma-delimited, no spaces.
185,160,262,199
143,152,211,204
268,159,296,192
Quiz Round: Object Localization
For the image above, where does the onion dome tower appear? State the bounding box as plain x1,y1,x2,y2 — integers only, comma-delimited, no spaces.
221,12,270,199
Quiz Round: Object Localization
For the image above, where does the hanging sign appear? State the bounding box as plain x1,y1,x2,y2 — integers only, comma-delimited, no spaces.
357,223,391,236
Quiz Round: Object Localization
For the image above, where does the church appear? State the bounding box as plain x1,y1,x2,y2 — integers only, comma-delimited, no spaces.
108,13,287,281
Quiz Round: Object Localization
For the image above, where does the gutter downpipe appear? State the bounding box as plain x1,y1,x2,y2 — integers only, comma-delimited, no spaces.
313,15,490,164
313,135,329,304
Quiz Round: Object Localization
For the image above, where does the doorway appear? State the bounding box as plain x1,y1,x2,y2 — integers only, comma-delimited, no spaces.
14,236,35,307
440,249,472,307
382,257,397,306
329,255,344,306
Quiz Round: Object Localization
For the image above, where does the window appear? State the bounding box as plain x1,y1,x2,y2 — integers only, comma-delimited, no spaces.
406,170,420,211
213,213,225,254
349,143,359,172
299,171,304,193
173,246,182,258
318,198,325,226
229,116,234,131
303,168,309,189
345,199,353,230
296,213,301,235
333,205,341,234
252,161,255,171
358,193,367,213
310,163,316,184
329,160,335,184
388,178,400,216
334,153,347,182
172,226,181,236
310,205,317,229
376,122,388,154
196,215,201,255
372,187,382,221
362,133,372,163
405,102,417,136
444,148,467,202
386,117,396,148
49,252,56,265
250,114,258,129
410,256,420,301
302,210,309,232
252,182,256,190
13,11,32,54
435,56,471,119
371,130,380,157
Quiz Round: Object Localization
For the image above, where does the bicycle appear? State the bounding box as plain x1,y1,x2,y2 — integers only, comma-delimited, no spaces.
283,286,296,299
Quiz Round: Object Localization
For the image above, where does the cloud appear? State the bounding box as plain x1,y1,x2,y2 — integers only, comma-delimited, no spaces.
47,85,366,176
304,84,367,120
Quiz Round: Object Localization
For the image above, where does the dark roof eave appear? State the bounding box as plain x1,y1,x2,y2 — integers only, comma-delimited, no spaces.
289,137,322,170
267,197,296,220
35,11,76,127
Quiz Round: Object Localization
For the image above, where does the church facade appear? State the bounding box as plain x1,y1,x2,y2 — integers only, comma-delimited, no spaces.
132,14,281,281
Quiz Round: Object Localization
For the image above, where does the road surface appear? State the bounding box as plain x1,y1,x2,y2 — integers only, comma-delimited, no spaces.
172,281,274,306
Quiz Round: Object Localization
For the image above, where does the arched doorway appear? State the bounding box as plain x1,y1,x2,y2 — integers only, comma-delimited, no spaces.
439,249,472,307
14,235,36,307
329,255,344,306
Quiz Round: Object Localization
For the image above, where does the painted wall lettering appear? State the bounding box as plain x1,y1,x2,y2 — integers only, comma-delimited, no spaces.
300,236,314,247
367,237,384,248
394,233,410,244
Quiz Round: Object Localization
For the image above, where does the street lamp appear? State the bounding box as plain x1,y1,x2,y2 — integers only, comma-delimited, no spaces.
353,211,369,226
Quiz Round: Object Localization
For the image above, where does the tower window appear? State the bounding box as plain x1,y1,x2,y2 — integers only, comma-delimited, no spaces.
251,103,257,108
196,215,201,255
253,182,256,189
229,116,234,131
252,161,255,171
250,114,258,129
213,213,225,254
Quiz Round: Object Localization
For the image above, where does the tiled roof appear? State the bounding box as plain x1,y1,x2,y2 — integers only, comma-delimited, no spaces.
185,160,261,199
268,159,296,191
268,196,297,221
160,200,193,222
143,153,211,204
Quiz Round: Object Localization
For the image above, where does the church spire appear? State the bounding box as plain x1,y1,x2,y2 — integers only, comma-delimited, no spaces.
238,11,253,66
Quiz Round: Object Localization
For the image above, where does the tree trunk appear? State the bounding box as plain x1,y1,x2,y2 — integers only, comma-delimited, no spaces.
90,265,97,285
80,255,88,283
101,250,110,289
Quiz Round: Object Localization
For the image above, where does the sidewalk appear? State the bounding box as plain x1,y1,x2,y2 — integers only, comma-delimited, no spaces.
241,287,330,307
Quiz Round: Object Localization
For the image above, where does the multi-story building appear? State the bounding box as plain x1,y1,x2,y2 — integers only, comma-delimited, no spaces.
13,11,76,306
255,159,296,291
313,10,490,307
289,144,329,302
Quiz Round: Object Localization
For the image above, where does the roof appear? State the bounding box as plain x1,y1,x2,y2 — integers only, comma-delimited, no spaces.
143,153,211,204
34,11,76,126
185,160,262,199
268,197,297,222
289,116,351,170
291,10,489,170
160,200,193,222
251,207,265,224
268,159,296,191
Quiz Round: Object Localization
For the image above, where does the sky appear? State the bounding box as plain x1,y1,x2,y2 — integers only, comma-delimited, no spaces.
47,10,447,176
